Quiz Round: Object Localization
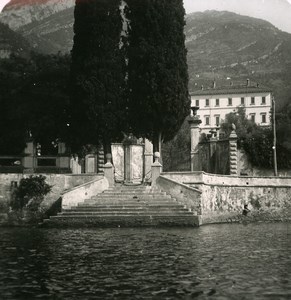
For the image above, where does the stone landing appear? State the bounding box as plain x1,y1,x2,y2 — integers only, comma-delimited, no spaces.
42,185,200,227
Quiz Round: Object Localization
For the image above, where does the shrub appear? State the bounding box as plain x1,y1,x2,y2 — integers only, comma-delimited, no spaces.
10,175,52,211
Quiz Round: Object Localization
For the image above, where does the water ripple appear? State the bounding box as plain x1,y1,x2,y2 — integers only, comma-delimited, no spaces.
0,223,290,299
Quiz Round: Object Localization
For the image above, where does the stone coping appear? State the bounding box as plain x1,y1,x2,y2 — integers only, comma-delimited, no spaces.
161,171,291,187
162,170,291,179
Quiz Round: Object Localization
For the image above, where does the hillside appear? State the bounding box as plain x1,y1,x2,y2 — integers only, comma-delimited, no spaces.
184,0,291,34
0,4,291,108
0,21,31,57
185,11,291,108
0,0,74,30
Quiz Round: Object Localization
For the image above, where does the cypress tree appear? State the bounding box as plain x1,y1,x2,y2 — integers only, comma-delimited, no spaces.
70,0,128,155
126,0,190,152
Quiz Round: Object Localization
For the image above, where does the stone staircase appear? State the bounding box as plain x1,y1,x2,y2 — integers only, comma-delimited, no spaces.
43,185,199,227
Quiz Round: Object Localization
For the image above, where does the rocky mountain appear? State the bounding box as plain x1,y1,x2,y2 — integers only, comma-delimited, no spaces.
0,0,74,30
0,0,75,53
0,21,31,58
184,0,291,34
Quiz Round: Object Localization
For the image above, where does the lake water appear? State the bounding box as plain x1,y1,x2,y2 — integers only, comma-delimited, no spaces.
0,223,290,299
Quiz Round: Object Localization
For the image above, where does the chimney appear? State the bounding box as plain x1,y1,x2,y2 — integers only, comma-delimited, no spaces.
213,81,216,88
246,79,250,87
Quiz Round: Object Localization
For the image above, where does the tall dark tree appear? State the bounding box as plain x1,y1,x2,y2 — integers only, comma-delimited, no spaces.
70,0,128,156
0,53,70,155
126,0,190,152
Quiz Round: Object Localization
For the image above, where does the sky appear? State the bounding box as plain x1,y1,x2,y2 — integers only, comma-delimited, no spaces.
1,0,291,20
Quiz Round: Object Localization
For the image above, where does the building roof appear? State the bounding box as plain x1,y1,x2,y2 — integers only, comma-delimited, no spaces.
190,84,272,96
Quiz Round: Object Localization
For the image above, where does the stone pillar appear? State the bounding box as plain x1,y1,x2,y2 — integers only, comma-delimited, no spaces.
23,140,35,173
70,155,82,174
151,152,162,187
57,141,70,170
144,138,153,182
188,107,202,171
229,127,238,176
85,154,97,173
104,153,114,187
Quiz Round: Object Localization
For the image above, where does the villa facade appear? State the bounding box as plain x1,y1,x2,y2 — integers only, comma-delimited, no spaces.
190,80,272,134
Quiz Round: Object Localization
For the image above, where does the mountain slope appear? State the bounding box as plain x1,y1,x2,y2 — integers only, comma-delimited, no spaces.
184,0,291,34
185,11,291,108
0,0,74,30
0,21,31,57
0,4,291,107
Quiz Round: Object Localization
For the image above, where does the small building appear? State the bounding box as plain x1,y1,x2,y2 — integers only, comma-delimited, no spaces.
190,80,272,134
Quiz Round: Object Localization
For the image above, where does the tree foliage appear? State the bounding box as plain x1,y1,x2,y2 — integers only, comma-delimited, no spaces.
0,53,70,155
221,106,291,169
125,0,190,151
10,175,52,211
70,0,128,154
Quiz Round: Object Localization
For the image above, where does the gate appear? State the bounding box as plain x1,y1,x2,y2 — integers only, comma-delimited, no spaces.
111,143,144,184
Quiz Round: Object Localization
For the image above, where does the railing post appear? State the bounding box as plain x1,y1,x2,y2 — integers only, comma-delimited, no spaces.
104,153,114,187
151,152,162,187
144,138,153,182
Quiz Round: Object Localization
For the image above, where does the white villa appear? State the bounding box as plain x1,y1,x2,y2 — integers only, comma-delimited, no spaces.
190,80,272,134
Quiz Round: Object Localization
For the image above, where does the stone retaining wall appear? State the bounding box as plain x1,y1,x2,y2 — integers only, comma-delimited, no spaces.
161,171,291,225
0,173,103,212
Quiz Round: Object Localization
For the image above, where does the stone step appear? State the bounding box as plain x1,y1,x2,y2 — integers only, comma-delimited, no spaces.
71,204,185,210
82,200,178,206
58,211,193,216
90,194,172,200
43,215,199,227
43,185,199,227
101,191,167,195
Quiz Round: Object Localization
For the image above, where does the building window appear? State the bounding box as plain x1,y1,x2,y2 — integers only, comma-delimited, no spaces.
261,113,266,123
262,96,266,104
250,113,256,122
205,99,209,106
251,97,255,105
205,116,210,125
215,98,220,106
228,98,232,106
241,97,245,105
196,99,199,107
215,115,220,126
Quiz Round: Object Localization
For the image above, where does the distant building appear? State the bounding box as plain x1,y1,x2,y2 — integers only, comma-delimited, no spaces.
190,80,272,134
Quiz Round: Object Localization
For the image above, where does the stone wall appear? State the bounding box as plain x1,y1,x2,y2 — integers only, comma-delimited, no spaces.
156,176,202,214
0,173,103,212
160,171,291,225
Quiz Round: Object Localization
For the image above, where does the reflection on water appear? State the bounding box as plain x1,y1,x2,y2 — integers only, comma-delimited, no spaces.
0,223,290,299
